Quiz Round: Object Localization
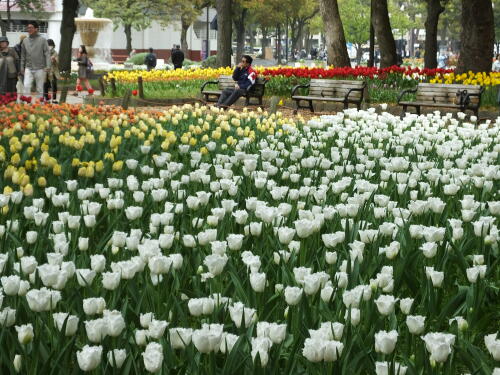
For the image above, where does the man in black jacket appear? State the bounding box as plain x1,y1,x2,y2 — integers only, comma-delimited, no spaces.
216,55,257,108
171,45,184,69
144,48,157,71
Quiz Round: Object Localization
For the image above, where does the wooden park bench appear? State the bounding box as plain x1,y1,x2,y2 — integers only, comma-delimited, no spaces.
200,75,268,106
291,79,366,112
398,83,483,117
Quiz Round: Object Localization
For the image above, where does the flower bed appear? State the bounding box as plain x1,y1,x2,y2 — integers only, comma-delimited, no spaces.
101,66,499,107
0,103,499,373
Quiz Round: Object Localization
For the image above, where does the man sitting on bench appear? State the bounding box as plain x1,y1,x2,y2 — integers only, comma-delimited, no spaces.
216,55,257,108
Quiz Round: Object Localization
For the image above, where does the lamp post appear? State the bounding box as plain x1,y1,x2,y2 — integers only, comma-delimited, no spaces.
205,6,210,59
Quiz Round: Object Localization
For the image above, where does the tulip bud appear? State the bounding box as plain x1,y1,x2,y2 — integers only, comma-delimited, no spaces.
13,355,22,373
15,324,34,344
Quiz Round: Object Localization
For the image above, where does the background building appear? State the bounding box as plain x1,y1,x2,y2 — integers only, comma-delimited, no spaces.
0,0,217,62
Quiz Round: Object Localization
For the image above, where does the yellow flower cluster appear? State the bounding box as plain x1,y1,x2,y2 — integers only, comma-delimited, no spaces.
105,67,235,83
430,71,500,86
0,103,301,197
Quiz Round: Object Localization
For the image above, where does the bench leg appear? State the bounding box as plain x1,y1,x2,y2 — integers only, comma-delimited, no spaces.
259,97,263,106
245,96,250,106
309,101,314,113
416,106,421,115
400,105,407,119
343,101,348,110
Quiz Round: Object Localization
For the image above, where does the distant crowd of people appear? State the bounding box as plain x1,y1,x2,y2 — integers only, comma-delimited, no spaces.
138,44,185,71
0,20,94,101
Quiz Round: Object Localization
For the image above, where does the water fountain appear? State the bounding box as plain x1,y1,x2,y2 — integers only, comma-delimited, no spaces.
74,8,113,69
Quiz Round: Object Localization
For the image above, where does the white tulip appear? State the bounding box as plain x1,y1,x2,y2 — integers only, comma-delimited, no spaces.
0,307,16,327
484,332,500,361
250,272,266,292
374,330,398,355
107,349,127,369
15,323,34,344
169,327,193,349
148,319,169,339
83,297,106,315
53,312,79,336
375,294,397,316
77,345,102,372
284,286,303,306
421,332,455,362
406,315,426,335
375,361,407,375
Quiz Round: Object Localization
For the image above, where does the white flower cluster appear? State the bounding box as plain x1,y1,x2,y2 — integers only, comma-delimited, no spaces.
0,107,499,372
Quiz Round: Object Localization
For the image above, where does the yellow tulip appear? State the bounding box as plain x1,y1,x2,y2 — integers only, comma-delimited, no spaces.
85,166,95,178
95,160,104,172
23,184,33,196
37,177,47,187
11,153,20,166
112,160,123,171
53,164,62,176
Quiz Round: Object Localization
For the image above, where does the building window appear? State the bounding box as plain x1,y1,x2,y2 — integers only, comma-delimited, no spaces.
8,20,48,33
193,21,216,40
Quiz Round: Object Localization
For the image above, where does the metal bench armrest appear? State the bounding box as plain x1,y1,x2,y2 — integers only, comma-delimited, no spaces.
200,80,219,93
292,83,310,96
464,87,483,104
397,87,417,103
344,86,364,101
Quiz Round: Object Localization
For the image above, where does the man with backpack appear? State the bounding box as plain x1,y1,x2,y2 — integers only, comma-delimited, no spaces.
144,48,157,71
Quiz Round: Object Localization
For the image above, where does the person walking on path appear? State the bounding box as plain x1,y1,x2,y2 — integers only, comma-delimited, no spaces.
144,48,157,71
0,36,19,95
74,45,93,95
216,55,257,108
171,45,184,70
492,54,500,72
14,35,26,99
43,39,60,102
20,21,51,101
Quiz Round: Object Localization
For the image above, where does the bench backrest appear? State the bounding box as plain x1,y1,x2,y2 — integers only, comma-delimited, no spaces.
309,79,365,100
416,83,482,105
218,75,266,96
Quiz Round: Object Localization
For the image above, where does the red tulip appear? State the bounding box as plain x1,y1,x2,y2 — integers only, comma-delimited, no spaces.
132,89,138,96
88,88,95,95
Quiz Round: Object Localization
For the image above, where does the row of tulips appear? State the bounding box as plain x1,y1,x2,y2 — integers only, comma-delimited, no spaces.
101,66,499,106
0,102,499,373
104,66,453,84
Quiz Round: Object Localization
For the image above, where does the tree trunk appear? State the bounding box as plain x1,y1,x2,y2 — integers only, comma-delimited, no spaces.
457,0,494,73
234,8,247,64
249,27,255,51
290,19,304,60
59,0,79,73
424,0,444,69
356,44,363,65
1,0,12,37
124,24,132,54
216,0,232,67
180,17,190,56
372,0,397,67
261,27,268,48
319,0,350,67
